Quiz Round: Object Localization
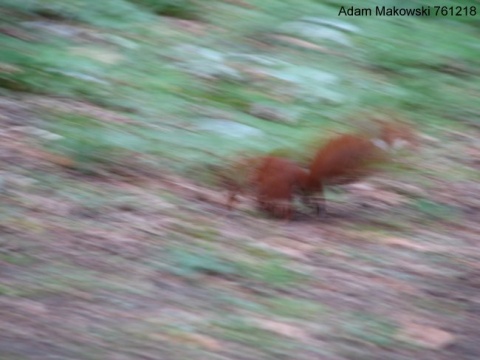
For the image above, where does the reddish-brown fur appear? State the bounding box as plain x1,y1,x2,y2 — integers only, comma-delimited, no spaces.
225,138,387,219
309,134,385,186
224,122,416,219
225,156,308,219
306,134,388,215
253,156,309,219
219,156,265,211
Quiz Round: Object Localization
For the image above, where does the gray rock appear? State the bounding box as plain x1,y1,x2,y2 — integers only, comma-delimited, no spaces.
300,17,361,33
46,68,109,84
280,22,352,46
175,45,224,61
300,87,346,105
263,66,344,104
227,54,289,67
22,21,81,37
88,33,138,48
174,45,242,80
197,119,264,138
266,66,338,85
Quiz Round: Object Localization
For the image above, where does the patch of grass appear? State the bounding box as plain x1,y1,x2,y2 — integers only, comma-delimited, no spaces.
14,264,153,298
215,317,298,356
0,37,112,98
198,80,275,112
0,284,18,296
11,267,106,298
167,248,238,279
46,114,146,174
171,225,220,242
244,245,286,260
341,312,398,347
238,258,309,289
362,214,414,232
265,297,327,319
0,252,36,266
412,199,460,222
214,293,265,312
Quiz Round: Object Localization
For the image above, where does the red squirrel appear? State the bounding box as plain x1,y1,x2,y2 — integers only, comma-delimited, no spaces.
224,121,416,219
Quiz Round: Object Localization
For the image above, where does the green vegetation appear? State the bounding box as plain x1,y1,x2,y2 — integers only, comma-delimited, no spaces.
215,316,299,356
1,0,478,177
238,258,310,289
265,297,327,319
47,114,146,173
341,312,398,347
412,199,460,222
167,247,238,279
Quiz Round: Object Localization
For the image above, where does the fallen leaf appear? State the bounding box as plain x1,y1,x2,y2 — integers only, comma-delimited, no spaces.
397,321,455,349
381,237,430,252
253,318,310,342
369,190,406,205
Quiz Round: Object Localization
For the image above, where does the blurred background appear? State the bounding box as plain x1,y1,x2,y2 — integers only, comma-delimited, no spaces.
1,0,480,359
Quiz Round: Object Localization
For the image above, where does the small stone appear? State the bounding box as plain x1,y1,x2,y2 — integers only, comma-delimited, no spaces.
197,119,264,138
280,22,352,46
381,237,430,252
69,46,123,64
300,17,361,33
253,318,310,341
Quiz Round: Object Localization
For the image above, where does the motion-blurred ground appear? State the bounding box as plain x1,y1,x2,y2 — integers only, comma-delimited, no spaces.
1,1,480,359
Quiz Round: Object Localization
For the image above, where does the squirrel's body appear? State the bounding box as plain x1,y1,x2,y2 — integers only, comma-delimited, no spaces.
308,134,384,187
305,133,388,215
223,156,308,219
224,121,416,219
254,156,309,219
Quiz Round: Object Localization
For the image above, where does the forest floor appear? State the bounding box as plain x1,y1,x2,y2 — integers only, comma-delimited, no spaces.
1,94,480,360
1,1,480,359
